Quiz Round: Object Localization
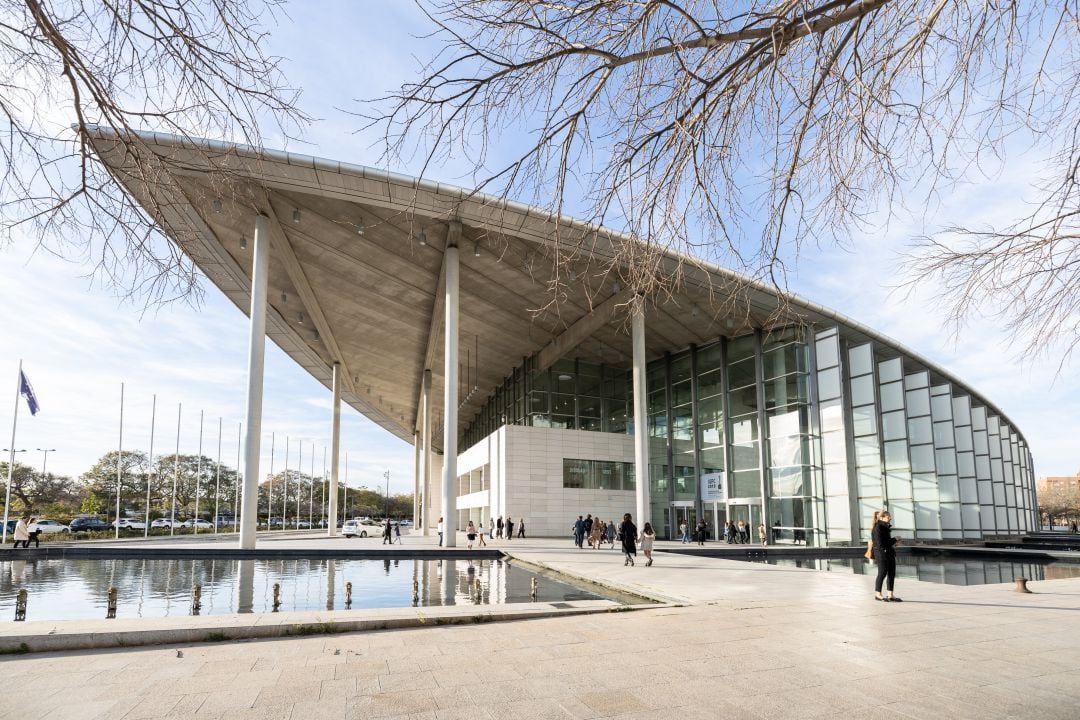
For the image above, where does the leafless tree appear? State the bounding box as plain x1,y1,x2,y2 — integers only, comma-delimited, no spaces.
368,1,1078,344
0,0,306,304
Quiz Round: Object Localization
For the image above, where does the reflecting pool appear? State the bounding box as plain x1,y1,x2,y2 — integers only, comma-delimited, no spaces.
0,557,609,622
741,554,1080,586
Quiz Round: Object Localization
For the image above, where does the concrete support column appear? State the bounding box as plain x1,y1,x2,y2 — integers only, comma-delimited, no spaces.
421,369,432,536
441,235,460,547
412,431,420,526
327,362,341,537
239,214,269,549
632,302,651,528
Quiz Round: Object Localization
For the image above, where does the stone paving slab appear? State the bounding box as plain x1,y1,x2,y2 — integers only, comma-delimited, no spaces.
0,599,638,654
3,537,1079,719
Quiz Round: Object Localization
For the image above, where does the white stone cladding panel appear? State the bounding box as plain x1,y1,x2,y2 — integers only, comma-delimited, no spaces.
496,425,635,537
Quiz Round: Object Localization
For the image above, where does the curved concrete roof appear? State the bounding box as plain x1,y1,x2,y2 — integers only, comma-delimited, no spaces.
84,126,1028,449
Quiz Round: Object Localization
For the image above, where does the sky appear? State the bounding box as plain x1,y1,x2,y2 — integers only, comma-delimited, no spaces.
1,2,1076,491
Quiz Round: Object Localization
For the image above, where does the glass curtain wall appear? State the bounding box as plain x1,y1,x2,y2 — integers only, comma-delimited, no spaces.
848,342,882,541
647,361,670,537
765,329,817,545
696,342,725,532
815,329,852,543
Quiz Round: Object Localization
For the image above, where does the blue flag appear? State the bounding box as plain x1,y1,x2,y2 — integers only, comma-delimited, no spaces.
19,370,39,416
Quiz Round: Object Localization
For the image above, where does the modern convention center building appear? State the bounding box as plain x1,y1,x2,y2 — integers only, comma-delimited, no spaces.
89,128,1038,546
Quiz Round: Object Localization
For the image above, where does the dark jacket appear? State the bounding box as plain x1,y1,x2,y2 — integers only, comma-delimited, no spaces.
620,521,637,554
871,520,897,554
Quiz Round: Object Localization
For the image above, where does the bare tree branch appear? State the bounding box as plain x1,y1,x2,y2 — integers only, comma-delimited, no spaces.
365,0,1078,357
0,0,307,306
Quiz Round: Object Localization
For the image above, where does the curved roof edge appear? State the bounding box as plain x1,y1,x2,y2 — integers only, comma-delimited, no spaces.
83,125,1029,447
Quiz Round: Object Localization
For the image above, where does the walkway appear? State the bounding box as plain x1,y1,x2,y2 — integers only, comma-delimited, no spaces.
2,535,1079,719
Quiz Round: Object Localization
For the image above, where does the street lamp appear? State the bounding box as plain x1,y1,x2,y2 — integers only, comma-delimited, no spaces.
36,448,56,476
382,469,390,519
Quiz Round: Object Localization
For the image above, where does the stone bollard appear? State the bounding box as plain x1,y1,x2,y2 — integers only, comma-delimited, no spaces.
14,589,27,621
530,577,538,600
106,587,118,619
1014,577,1032,593
272,583,281,611
191,584,202,615
345,581,353,609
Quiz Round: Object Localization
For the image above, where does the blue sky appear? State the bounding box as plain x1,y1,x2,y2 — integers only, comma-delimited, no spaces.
2,2,1076,486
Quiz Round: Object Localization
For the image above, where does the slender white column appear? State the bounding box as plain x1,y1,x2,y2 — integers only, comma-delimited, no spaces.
239,213,270,549
421,369,431,536
441,242,459,547
632,302,651,528
413,431,420,526
327,363,341,537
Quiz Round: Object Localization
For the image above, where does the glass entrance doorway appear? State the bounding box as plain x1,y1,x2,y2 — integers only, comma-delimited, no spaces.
727,502,763,544
672,504,697,542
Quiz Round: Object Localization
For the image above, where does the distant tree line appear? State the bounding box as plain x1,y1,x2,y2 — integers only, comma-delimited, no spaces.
1039,483,1080,529
1,453,413,524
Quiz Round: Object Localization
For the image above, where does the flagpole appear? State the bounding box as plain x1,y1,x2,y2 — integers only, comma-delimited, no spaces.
114,382,124,540
194,410,204,534
322,445,327,528
170,403,181,536
214,417,222,534
282,435,289,532
267,431,275,531
145,394,156,538
296,439,303,529
343,451,348,527
2,359,22,545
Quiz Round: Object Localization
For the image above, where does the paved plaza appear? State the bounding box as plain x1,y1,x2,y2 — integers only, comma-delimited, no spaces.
2,535,1079,719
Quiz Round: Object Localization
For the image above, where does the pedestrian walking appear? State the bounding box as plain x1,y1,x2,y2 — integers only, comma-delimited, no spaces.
505,516,514,540
496,516,504,539
679,520,689,543
589,518,601,548
394,521,402,544
517,518,525,538
619,513,638,566
584,514,594,546
466,520,477,550
27,517,41,548
489,518,495,540
382,518,393,544
437,517,444,547
605,520,616,548
640,522,656,567
478,522,487,547
573,515,585,548
12,516,30,549
696,520,707,546
758,524,766,544
872,510,902,602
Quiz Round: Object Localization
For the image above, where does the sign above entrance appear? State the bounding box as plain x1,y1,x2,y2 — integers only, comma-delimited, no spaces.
700,472,726,503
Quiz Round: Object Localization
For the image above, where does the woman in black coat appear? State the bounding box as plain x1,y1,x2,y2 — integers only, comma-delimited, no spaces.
872,511,902,602
619,513,637,566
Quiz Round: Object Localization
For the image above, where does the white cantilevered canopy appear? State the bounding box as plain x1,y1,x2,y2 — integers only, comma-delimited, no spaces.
84,127,1027,452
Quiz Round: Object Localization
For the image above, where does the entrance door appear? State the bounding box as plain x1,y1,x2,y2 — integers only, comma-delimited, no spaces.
672,505,697,542
727,503,763,544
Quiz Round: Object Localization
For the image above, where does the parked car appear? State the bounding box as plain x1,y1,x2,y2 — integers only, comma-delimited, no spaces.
69,517,112,533
181,518,213,529
29,519,70,534
112,518,147,531
214,516,236,528
267,517,285,527
296,520,311,529
150,518,174,529
342,519,372,538
398,519,412,527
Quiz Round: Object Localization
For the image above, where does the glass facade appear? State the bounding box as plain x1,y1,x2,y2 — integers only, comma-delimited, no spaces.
459,324,1037,544
562,459,635,491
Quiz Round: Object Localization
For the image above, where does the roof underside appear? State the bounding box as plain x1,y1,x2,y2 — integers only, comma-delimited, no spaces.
85,129,1026,451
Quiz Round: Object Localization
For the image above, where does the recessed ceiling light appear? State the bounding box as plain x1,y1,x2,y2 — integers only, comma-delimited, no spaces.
212,198,222,212
418,230,427,246
292,208,301,223
558,373,573,382
356,219,365,235
239,236,247,250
